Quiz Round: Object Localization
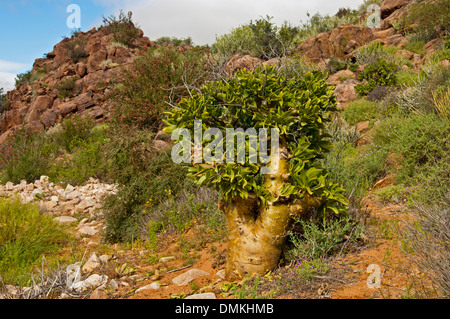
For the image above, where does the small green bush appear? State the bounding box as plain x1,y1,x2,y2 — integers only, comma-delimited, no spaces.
0,88,7,115
287,217,363,260
354,42,405,66
342,99,380,125
102,133,194,243
396,69,420,88
140,188,225,246
385,114,449,202
0,197,68,285
50,139,106,186
14,70,32,87
52,114,96,153
55,77,77,99
275,55,321,79
213,16,300,62
0,127,56,184
366,86,397,102
326,57,347,74
395,65,450,116
396,0,450,42
101,10,141,47
375,184,421,205
64,37,89,63
404,38,427,57
156,36,194,47
355,59,398,96
109,45,210,133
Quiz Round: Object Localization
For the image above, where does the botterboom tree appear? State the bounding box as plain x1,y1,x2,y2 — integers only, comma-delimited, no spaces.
164,65,348,280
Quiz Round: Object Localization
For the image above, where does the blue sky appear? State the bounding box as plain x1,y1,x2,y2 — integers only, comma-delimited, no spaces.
0,0,364,92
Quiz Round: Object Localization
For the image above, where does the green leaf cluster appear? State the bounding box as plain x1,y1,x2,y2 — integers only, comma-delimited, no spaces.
355,59,398,96
164,65,348,216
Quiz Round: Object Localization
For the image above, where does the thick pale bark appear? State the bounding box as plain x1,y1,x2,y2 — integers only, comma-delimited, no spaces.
220,141,323,280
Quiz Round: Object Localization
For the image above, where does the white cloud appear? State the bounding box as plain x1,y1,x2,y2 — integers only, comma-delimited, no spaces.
0,60,29,92
0,72,17,92
99,0,365,45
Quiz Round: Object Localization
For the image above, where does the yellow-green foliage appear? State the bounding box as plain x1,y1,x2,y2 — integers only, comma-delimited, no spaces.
164,65,348,219
0,197,68,284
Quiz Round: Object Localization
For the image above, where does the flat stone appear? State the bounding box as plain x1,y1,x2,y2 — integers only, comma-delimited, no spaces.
66,190,81,200
65,184,75,192
63,198,80,206
44,201,58,210
172,269,210,286
159,256,176,263
73,274,108,293
107,279,119,291
216,269,226,280
78,226,98,236
82,253,102,273
76,197,96,211
5,182,14,191
85,274,108,289
185,292,217,299
54,216,78,224
136,282,160,292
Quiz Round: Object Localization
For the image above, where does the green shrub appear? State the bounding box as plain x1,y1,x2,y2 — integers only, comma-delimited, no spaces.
0,127,56,184
0,197,68,285
404,38,427,57
395,65,450,116
155,36,194,47
54,77,77,99
212,25,257,61
275,55,321,79
101,10,141,47
396,0,450,42
383,114,450,203
375,184,421,205
355,59,398,96
400,197,450,298
287,217,363,260
0,88,7,115
50,139,106,186
213,16,300,62
55,114,97,152
322,116,390,200
396,69,420,88
64,37,89,63
102,131,194,243
342,99,380,125
140,188,225,246
14,70,32,87
109,45,210,133
354,42,405,66
326,57,347,74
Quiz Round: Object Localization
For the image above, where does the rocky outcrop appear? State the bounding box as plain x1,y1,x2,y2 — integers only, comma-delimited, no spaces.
225,54,264,74
0,25,152,143
380,0,412,19
297,25,375,62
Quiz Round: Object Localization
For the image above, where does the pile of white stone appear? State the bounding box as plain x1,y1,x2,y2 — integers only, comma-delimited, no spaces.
0,176,118,218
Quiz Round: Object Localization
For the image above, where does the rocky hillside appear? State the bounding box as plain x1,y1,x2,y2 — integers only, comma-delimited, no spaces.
0,23,152,144
1,0,445,145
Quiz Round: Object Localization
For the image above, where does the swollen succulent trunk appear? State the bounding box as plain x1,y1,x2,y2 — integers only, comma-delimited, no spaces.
219,142,323,280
